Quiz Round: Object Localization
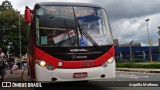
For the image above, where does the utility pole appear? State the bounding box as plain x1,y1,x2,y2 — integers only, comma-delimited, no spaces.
19,11,22,68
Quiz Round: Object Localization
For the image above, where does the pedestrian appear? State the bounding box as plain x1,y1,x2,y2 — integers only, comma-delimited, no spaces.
0,47,7,81
8,55,15,74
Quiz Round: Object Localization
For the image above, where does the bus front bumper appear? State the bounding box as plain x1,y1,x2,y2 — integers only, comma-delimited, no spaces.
35,61,115,82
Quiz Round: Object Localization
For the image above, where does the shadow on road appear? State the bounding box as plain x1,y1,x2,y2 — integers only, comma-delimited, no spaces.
37,81,108,90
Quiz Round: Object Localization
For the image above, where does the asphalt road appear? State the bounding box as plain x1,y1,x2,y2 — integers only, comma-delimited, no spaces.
110,71,160,81
40,71,160,89
0,70,160,90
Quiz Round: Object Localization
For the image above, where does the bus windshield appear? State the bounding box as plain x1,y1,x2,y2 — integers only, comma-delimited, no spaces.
35,5,113,47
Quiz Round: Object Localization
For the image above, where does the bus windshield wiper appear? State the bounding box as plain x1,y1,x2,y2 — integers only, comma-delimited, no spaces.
58,21,72,47
76,19,99,48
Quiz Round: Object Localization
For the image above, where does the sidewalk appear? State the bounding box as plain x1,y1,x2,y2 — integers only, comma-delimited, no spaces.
2,69,30,81
3,70,23,81
116,68,160,73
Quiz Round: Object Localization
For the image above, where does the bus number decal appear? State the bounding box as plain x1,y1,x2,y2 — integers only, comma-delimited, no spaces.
82,61,94,67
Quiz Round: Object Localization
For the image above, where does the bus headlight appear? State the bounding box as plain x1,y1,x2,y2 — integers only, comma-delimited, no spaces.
37,60,55,71
102,57,114,67
39,61,46,67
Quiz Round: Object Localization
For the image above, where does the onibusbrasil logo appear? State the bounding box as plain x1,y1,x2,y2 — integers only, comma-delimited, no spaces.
1,82,42,87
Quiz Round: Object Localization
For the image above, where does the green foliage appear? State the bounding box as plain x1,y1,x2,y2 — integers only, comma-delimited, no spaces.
0,9,29,57
116,62,160,69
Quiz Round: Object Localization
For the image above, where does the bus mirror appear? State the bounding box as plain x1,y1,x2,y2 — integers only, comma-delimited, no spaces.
25,6,31,24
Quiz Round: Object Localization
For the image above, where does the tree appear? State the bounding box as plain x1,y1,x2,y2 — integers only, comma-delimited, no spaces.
0,9,29,57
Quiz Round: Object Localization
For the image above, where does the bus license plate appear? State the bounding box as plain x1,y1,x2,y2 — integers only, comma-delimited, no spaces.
73,72,88,78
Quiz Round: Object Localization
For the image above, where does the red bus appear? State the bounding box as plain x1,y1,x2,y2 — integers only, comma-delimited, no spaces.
25,2,115,82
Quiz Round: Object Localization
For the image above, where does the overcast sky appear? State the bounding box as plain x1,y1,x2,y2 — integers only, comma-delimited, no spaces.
5,0,160,46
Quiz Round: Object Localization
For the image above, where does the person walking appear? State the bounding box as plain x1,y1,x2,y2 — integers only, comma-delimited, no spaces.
8,55,15,74
0,48,7,81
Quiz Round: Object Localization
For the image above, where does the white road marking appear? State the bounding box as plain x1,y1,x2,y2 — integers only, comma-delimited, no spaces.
131,75,135,76
116,71,160,75
116,74,149,79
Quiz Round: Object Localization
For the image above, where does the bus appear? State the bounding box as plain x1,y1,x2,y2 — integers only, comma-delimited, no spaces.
25,2,115,82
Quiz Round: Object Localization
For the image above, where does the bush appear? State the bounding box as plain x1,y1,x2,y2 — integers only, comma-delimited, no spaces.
116,62,160,69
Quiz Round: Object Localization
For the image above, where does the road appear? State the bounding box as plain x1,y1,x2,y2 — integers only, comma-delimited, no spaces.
0,70,159,90
110,71,160,81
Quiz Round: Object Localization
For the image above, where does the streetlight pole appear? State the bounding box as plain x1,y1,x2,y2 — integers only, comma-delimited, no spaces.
145,19,153,63
18,11,22,68
129,40,133,63
158,26,160,54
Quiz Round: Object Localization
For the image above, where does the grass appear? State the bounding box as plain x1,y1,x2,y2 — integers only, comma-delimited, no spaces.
116,62,160,69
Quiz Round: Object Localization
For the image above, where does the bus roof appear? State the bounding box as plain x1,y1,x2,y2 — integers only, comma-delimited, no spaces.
36,2,102,8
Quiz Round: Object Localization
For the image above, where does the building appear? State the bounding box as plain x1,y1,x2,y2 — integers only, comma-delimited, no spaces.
114,39,160,61
0,0,13,11
115,46,160,62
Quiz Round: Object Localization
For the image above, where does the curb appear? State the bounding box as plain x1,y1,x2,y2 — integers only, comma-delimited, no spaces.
116,68,160,73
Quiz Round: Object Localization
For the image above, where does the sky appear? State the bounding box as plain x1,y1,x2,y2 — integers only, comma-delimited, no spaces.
4,0,160,46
